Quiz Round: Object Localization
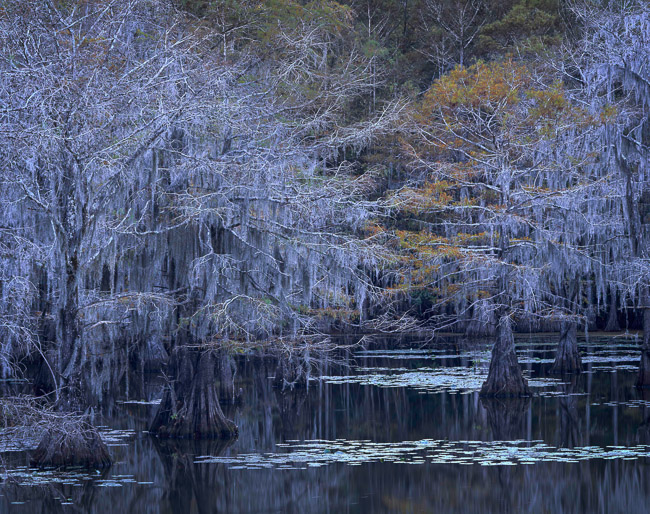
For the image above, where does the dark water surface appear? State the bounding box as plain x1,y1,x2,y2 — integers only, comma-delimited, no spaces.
2,334,650,513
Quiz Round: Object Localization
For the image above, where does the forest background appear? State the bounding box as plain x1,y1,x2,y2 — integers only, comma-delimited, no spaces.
0,0,648,459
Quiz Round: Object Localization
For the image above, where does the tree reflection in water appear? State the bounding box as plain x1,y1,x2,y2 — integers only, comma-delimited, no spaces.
2,340,650,513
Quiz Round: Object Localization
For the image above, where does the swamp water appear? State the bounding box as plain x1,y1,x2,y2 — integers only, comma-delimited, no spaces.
1,334,650,513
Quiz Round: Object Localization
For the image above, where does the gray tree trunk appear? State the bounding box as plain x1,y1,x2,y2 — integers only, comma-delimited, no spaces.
551,321,582,374
604,289,621,332
150,347,238,439
637,289,650,387
480,316,531,397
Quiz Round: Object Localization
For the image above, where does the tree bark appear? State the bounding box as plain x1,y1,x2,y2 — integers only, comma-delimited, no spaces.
480,316,531,397
56,263,85,409
150,347,238,439
551,321,582,374
218,352,236,402
604,289,621,332
636,291,650,387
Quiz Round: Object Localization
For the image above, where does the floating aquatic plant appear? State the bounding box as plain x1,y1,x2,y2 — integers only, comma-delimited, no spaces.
314,367,563,394
0,467,138,488
194,438,650,469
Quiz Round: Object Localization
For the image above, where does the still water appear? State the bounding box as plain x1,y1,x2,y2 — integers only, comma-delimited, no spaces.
1,334,650,513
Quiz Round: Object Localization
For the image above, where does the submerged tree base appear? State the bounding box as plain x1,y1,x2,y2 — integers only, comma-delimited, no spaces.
551,322,582,374
480,317,531,397
31,418,112,469
150,347,238,439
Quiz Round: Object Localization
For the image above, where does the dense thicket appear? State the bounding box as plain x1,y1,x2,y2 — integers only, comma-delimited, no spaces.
0,0,648,416
0,0,396,404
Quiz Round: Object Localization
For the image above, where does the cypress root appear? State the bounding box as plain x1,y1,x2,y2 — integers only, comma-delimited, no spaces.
480,316,531,397
150,347,238,439
31,418,111,469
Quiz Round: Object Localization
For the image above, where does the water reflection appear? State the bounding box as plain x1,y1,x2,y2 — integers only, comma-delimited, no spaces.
154,439,234,514
1,336,650,513
481,397,530,441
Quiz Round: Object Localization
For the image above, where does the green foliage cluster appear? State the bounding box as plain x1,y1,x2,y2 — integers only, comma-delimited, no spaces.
176,0,563,89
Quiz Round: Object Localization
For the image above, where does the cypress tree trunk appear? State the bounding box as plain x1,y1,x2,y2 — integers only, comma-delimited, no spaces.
218,352,236,403
56,249,85,410
636,291,650,387
604,289,621,332
150,347,238,439
480,316,531,397
551,321,582,374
